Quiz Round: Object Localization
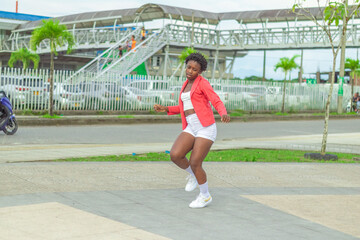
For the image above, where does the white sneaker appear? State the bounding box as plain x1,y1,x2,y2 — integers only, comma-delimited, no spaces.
185,175,198,192
189,194,212,208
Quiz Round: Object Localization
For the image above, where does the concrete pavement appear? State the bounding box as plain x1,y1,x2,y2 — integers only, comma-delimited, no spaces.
1,117,360,239
14,112,360,126
1,161,360,239
1,132,359,163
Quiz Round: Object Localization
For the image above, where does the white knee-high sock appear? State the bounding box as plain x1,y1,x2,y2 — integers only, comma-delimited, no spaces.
185,166,195,176
199,182,210,198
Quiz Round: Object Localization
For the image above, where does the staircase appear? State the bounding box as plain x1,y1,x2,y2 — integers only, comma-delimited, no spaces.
66,27,142,82
66,26,169,83
97,27,167,77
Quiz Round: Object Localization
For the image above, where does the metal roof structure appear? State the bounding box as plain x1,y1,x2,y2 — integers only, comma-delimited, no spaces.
0,10,49,21
13,3,360,32
15,8,138,31
0,10,49,30
135,3,219,24
218,8,323,23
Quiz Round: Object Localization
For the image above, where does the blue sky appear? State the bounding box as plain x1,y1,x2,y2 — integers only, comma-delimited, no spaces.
2,0,359,79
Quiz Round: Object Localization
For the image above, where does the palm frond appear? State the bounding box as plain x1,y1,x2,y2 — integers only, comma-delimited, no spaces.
30,19,75,54
179,47,197,63
345,58,360,71
8,48,40,69
274,55,300,72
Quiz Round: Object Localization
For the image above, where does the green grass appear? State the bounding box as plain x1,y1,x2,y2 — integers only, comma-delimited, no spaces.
312,112,358,116
229,112,244,117
56,148,360,163
41,114,62,119
118,115,135,118
229,109,245,117
330,112,358,115
275,112,289,116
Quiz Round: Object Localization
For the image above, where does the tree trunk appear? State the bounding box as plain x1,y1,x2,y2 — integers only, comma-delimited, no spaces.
49,44,54,116
299,49,304,83
339,28,347,78
351,72,354,110
281,72,287,113
321,55,337,155
338,0,348,114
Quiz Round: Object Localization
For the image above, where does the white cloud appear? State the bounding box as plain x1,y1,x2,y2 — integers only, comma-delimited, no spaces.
2,0,300,17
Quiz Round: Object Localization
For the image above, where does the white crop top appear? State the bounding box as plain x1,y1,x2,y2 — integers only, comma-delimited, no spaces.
181,91,194,111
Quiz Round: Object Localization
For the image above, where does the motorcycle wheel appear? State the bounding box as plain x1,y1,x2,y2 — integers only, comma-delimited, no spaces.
3,118,18,135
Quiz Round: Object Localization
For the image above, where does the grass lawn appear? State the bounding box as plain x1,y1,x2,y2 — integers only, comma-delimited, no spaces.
56,148,359,163
41,114,62,119
117,115,134,118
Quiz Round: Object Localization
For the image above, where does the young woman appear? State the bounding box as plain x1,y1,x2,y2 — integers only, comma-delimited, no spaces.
153,52,230,208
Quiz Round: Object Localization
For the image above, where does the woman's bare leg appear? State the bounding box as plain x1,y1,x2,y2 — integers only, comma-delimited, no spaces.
189,137,213,185
170,132,195,169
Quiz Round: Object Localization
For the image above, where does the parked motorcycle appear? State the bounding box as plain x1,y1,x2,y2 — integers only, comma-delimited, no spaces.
0,91,18,135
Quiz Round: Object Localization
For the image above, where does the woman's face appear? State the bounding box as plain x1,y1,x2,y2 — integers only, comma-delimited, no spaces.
186,60,202,81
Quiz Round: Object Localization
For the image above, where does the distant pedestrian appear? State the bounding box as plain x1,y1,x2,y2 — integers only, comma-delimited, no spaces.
153,52,230,209
141,27,146,41
118,45,123,58
353,92,360,112
131,35,136,51
126,40,131,52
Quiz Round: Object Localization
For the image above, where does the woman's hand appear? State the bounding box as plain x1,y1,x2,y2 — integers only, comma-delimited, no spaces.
153,104,168,113
221,114,230,123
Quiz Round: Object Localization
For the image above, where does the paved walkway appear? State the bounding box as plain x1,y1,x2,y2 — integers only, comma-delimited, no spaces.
1,161,360,239
0,129,360,239
1,132,359,163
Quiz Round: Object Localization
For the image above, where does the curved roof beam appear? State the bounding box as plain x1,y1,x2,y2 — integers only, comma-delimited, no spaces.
15,8,137,32
135,3,219,25
14,4,360,32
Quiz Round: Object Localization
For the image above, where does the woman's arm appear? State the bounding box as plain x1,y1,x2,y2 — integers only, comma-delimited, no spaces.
201,80,228,117
153,104,180,115
200,81,230,123
153,104,168,113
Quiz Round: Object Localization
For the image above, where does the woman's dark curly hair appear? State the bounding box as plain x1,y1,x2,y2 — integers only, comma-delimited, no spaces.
185,52,207,72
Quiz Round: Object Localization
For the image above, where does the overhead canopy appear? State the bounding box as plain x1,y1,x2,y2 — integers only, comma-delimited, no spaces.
15,8,138,31
14,3,360,32
219,8,323,24
135,3,220,25
0,10,49,30
219,5,360,24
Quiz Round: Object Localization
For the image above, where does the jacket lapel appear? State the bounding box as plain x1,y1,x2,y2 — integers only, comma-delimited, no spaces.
180,80,188,94
190,75,201,97
178,80,188,103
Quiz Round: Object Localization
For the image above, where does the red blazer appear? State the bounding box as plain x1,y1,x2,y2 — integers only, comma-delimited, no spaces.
167,75,228,130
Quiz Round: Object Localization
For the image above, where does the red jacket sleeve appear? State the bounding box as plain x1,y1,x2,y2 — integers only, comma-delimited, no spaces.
200,80,228,116
167,105,180,115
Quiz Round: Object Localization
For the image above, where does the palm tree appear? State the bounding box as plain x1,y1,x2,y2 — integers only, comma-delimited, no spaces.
8,48,40,69
344,57,360,106
169,47,198,80
178,47,197,63
30,19,75,116
274,55,300,113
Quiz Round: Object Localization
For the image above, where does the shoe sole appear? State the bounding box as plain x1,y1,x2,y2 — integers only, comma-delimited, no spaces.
185,184,198,192
189,197,212,208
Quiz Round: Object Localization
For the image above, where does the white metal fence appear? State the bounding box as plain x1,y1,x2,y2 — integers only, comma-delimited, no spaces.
0,67,358,113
